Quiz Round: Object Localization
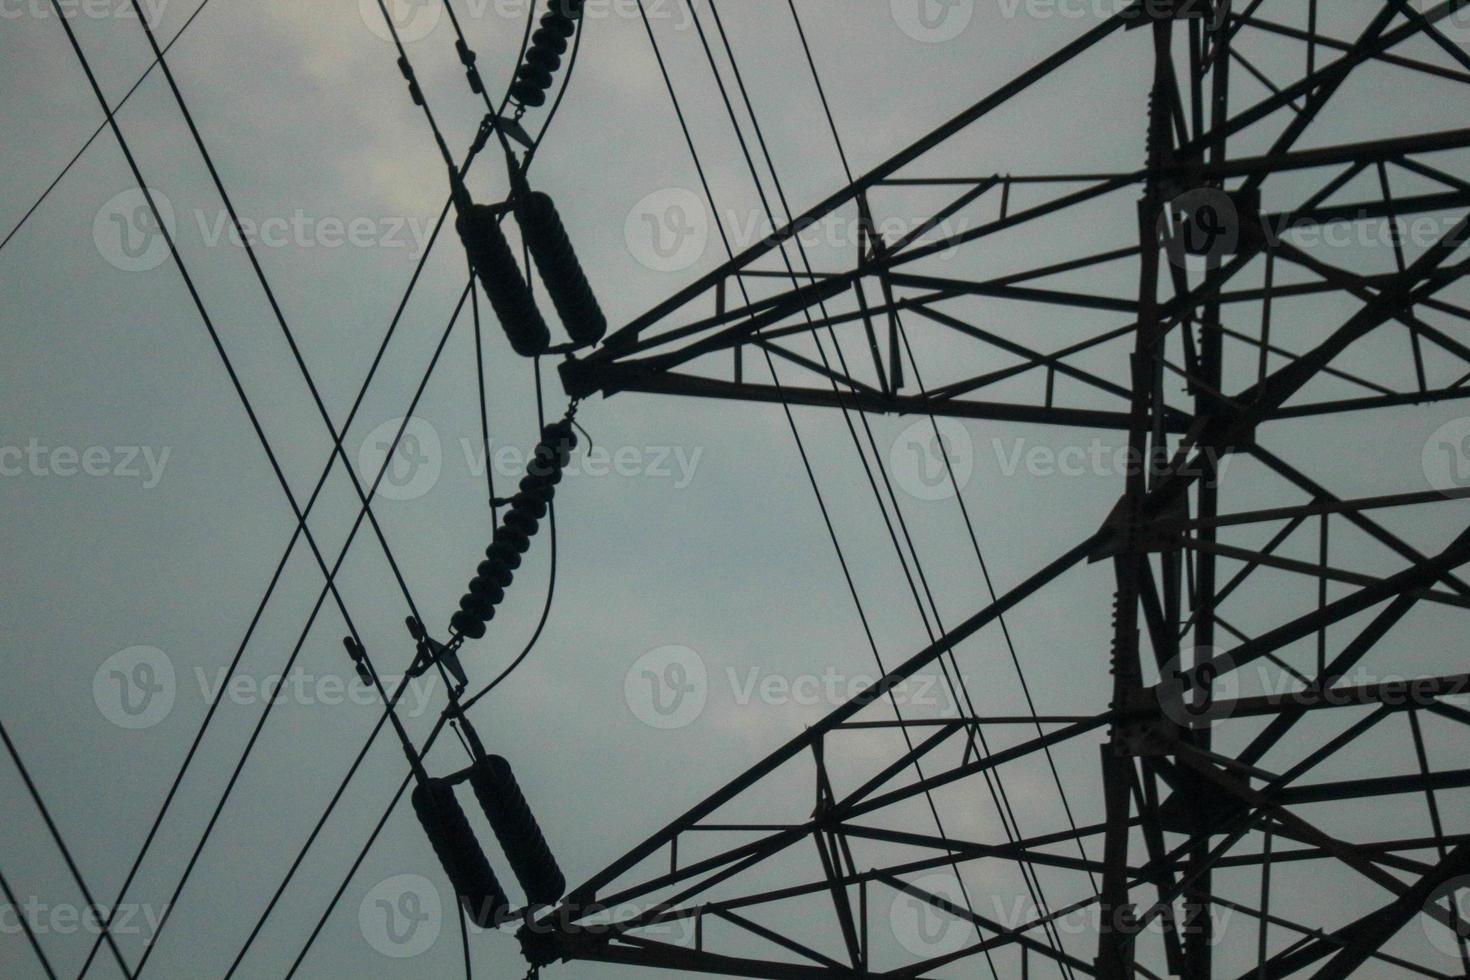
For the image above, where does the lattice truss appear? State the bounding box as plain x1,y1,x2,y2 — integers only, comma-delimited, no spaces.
535,2,1470,977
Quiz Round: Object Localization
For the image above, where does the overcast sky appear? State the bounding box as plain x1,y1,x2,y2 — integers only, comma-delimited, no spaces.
4,2,1470,978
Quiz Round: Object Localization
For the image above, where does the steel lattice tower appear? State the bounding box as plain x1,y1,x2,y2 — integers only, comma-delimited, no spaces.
503,2,1470,977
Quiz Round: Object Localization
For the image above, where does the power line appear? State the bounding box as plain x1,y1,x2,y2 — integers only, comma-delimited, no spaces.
0,0,216,256
0,861,58,979
0,717,132,977
786,0,1099,897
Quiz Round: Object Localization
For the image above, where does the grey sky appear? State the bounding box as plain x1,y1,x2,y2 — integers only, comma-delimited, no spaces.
4,1,1470,978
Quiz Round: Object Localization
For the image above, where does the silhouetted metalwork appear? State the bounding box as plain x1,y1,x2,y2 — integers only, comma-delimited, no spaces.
533,1,1470,976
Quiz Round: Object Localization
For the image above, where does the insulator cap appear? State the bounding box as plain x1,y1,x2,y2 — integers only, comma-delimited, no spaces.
519,476,556,503
525,46,562,73
469,576,506,606
510,81,548,107
530,27,569,55
510,492,548,520
503,509,539,538
485,542,523,570
412,778,509,927
495,526,532,555
459,593,496,622
540,11,576,36
516,64,554,91
451,611,486,639
469,756,566,906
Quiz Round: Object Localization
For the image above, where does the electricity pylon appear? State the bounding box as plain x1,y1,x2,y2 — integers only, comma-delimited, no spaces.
530,3,1470,975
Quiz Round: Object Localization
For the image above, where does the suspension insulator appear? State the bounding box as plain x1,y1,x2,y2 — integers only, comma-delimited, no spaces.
456,204,550,357
509,2,583,109
468,756,566,906
450,610,486,639
515,192,607,347
412,777,509,927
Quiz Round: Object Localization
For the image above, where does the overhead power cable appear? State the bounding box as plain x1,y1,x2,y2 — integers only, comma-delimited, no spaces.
0,863,57,980
226,5,585,964
0,0,215,255
674,0,1056,968
784,0,1098,894
58,2,463,968
0,717,132,977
